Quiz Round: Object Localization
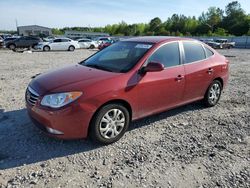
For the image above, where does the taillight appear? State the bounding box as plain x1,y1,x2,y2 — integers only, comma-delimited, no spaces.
221,59,229,71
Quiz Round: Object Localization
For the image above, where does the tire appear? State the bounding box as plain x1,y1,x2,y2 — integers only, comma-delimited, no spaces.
204,80,222,107
68,45,75,51
43,46,50,51
89,103,130,144
89,45,95,49
8,44,16,50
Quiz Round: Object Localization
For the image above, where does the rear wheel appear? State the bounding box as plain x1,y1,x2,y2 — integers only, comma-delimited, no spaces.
204,80,222,107
68,45,75,51
8,44,16,50
43,46,50,51
89,104,130,144
89,45,95,49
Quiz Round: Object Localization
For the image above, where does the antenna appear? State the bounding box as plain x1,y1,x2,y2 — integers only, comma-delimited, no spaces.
15,19,18,28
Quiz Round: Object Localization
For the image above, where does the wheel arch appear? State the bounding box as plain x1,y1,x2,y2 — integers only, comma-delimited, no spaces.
87,99,133,136
213,77,224,89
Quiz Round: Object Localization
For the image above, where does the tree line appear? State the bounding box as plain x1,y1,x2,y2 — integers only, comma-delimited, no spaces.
52,1,250,37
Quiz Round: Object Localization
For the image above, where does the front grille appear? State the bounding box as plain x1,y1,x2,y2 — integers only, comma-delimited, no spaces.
26,86,39,106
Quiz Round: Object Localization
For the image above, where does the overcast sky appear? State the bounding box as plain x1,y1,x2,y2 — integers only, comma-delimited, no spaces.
0,0,249,30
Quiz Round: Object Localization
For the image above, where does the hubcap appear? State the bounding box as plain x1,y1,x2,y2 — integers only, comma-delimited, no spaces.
208,83,221,104
99,109,125,139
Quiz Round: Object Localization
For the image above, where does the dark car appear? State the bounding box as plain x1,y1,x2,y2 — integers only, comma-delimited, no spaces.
26,37,229,144
0,36,3,48
5,36,42,50
3,37,19,47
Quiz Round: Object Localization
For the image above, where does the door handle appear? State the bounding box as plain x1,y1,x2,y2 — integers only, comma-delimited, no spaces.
175,75,184,81
207,68,214,74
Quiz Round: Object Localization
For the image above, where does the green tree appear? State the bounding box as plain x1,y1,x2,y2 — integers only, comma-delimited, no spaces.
222,1,249,36
199,7,223,32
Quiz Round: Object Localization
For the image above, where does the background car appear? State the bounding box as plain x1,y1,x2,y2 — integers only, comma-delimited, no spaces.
77,38,98,49
0,36,3,48
5,36,42,50
3,36,20,47
214,39,235,49
34,38,80,51
98,40,115,50
97,37,111,45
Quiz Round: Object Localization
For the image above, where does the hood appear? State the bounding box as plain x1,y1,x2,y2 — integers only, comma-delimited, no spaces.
29,64,118,95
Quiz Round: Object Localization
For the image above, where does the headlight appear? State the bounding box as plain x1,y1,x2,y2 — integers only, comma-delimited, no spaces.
41,92,82,108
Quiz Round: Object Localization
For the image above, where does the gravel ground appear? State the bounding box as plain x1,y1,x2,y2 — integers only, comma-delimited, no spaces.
0,48,249,188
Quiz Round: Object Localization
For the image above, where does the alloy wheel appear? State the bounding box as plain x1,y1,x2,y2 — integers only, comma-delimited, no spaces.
99,109,125,139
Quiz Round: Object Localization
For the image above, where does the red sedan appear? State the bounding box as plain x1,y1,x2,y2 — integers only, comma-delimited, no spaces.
26,37,229,144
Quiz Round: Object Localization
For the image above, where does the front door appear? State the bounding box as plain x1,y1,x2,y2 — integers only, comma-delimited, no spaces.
137,42,185,117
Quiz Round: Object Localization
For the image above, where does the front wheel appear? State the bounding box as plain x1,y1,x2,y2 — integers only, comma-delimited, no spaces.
204,80,222,107
89,104,130,144
43,46,50,51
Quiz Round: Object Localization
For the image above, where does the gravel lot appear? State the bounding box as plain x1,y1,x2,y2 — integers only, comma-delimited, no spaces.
0,48,249,188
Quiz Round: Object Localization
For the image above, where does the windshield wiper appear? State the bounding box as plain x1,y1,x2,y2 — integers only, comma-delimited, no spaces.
84,64,114,72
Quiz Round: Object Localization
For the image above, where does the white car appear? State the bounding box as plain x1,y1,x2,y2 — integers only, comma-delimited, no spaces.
35,38,80,51
77,38,98,49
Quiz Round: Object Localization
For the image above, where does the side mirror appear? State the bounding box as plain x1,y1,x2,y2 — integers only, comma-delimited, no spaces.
140,62,164,74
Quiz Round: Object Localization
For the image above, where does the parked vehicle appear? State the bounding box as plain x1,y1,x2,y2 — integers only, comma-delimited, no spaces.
3,37,20,47
207,39,235,49
5,36,42,50
98,40,115,50
97,37,111,45
0,36,3,48
214,39,235,49
34,38,80,51
26,37,229,144
77,38,98,49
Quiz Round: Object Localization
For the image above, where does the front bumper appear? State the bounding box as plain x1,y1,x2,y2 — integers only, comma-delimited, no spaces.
26,102,93,139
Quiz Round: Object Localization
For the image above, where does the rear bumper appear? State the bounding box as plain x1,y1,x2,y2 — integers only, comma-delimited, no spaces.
26,102,93,139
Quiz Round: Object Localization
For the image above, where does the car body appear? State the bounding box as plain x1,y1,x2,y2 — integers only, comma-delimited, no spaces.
34,38,80,51
0,36,3,48
26,37,229,144
98,40,115,50
97,37,111,45
3,37,20,47
5,36,42,50
214,39,235,49
207,39,235,49
77,38,98,49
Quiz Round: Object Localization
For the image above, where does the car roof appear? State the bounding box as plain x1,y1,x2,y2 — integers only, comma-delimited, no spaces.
123,36,196,44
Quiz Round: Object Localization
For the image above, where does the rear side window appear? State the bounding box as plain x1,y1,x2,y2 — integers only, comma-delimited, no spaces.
204,47,214,57
61,39,70,42
183,42,206,64
53,39,61,43
148,42,180,68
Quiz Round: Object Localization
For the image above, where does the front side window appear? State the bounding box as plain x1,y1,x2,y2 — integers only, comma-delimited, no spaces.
82,42,153,73
183,42,206,64
147,42,180,68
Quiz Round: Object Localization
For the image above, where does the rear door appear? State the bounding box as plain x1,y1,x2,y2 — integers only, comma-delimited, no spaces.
50,39,62,50
61,39,71,50
181,41,214,102
137,42,185,116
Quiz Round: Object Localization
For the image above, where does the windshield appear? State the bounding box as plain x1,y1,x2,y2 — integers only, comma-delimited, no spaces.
81,41,153,73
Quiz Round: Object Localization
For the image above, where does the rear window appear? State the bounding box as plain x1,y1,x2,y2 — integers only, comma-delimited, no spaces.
183,42,206,64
